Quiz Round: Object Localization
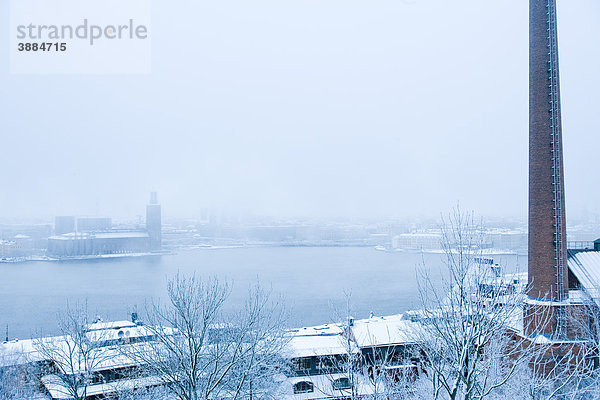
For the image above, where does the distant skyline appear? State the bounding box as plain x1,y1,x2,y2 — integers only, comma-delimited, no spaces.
1,0,599,221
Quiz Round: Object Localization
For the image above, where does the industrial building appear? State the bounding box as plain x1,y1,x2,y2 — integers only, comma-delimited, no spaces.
47,231,152,257
392,233,442,251
47,193,162,258
0,224,52,259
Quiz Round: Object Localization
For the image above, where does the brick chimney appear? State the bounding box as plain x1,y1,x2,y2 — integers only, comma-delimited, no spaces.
528,0,568,302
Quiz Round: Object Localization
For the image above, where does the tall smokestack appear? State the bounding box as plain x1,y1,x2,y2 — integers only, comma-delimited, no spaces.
528,0,567,302
146,192,162,251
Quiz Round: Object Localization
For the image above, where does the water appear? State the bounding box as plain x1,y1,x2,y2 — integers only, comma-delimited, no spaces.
0,247,526,339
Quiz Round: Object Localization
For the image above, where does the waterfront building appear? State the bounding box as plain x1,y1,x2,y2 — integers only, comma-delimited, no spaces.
0,224,52,256
0,235,35,259
47,231,152,257
391,232,442,251
47,193,162,258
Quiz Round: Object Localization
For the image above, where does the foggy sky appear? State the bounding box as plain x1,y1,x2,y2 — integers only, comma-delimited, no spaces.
0,0,599,221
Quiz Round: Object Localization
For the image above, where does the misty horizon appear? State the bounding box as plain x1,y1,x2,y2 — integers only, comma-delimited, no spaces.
1,0,599,222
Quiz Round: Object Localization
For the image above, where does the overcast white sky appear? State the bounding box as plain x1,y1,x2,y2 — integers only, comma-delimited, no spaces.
0,0,598,221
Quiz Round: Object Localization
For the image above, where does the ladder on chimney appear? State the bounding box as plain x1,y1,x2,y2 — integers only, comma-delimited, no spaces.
546,0,567,338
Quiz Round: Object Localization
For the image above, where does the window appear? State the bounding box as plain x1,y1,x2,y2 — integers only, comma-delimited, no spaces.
294,381,314,394
333,377,352,390
292,357,311,371
318,356,334,370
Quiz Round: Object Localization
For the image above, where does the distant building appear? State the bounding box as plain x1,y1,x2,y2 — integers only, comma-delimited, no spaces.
47,192,162,258
0,224,51,256
146,192,162,251
47,231,151,257
0,235,34,258
76,217,112,232
0,224,52,242
392,233,442,250
54,216,75,235
485,230,528,251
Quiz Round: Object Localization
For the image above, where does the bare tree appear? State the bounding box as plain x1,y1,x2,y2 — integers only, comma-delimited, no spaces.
313,293,365,400
533,295,600,400
412,207,564,400
352,315,424,400
492,349,589,400
111,385,173,400
321,294,414,400
360,342,408,400
34,302,112,400
219,282,289,400
129,273,287,400
0,346,40,400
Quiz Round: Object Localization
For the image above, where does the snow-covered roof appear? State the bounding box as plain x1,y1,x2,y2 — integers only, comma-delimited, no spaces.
62,342,160,374
86,324,162,343
0,323,175,371
0,338,42,368
35,337,169,375
351,314,420,348
288,324,343,337
42,373,164,399
284,324,354,358
568,251,600,304
285,335,353,359
87,320,137,331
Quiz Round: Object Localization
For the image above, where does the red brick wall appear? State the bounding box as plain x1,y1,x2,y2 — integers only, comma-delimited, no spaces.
523,302,590,339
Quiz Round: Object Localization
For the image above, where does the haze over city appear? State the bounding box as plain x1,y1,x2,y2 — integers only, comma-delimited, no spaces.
1,0,599,222
3,0,600,399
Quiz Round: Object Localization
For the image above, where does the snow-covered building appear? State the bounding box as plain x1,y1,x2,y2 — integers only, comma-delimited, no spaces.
391,232,442,251
567,248,600,305
0,318,173,400
277,315,424,400
4,314,426,400
47,231,152,257
349,314,422,380
278,323,369,399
